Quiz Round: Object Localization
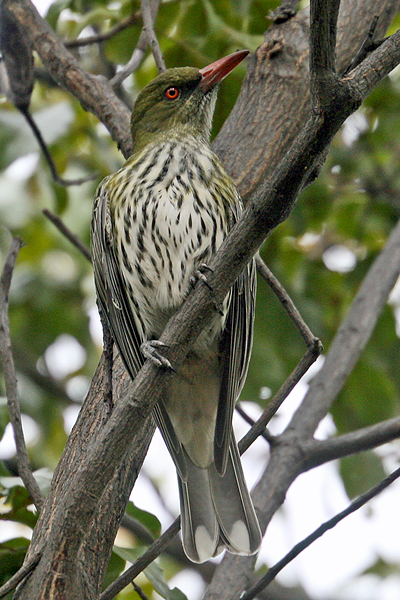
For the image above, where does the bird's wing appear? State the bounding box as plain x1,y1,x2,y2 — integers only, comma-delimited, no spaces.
91,182,188,479
91,183,144,378
214,257,256,475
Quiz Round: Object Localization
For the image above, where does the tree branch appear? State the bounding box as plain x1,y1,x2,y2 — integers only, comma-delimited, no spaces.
303,416,400,469
110,0,163,87
141,0,165,73
0,237,44,512
242,466,400,600
100,518,180,600
256,255,322,348
0,552,41,600
3,0,132,158
64,12,141,48
8,0,400,597
42,209,92,262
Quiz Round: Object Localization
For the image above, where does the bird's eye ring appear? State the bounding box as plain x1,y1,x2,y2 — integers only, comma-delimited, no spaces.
165,87,180,100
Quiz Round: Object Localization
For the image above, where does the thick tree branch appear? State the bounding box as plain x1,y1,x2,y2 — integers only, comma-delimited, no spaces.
204,215,400,600
19,21,400,599
287,217,400,440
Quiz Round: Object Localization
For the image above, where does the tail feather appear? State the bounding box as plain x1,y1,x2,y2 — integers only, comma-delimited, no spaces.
210,437,261,555
178,438,261,563
178,457,219,563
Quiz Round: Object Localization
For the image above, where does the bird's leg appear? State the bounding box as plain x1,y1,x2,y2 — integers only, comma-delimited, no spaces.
190,263,213,290
140,340,175,371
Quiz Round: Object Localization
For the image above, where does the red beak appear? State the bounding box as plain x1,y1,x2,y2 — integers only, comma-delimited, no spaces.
199,50,250,92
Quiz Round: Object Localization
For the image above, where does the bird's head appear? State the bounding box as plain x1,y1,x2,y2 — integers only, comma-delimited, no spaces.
130,50,249,153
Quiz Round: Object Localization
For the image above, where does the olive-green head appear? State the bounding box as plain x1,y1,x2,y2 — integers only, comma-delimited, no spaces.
130,50,249,154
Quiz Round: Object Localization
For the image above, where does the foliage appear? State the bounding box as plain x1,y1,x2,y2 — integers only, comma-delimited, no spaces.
1,1,400,598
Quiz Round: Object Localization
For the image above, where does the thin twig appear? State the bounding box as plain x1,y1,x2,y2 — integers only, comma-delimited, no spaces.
0,552,42,599
42,209,92,262
110,28,148,87
132,581,151,600
236,404,273,445
64,12,140,48
141,0,165,73
239,344,321,454
343,15,382,75
100,518,180,600
22,109,96,187
241,466,400,600
0,238,44,512
256,254,322,350
110,0,163,87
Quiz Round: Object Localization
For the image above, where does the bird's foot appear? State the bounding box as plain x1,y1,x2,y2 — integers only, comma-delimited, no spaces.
140,340,175,371
190,263,213,290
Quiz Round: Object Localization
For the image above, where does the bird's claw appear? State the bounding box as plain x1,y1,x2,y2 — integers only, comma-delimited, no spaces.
140,340,175,371
190,263,214,290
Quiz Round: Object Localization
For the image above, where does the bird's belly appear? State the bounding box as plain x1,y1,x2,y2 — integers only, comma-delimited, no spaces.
117,185,227,340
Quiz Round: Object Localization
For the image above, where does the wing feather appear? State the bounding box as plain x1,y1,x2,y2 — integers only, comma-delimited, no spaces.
214,258,256,475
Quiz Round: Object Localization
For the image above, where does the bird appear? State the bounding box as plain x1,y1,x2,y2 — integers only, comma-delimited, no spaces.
91,50,262,563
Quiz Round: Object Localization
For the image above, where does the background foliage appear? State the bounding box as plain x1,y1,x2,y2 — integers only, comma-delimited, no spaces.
1,1,400,598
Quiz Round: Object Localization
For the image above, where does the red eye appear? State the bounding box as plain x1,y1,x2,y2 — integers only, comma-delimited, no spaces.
165,87,180,100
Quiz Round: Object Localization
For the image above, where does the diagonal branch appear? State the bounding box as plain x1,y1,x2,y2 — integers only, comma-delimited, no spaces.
8,0,400,597
64,12,141,48
242,466,400,600
288,217,400,440
0,552,42,600
100,518,180,600
42,209,92,262
21,21,400,597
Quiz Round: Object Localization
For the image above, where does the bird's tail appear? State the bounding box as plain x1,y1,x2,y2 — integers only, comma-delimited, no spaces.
178,437,262,563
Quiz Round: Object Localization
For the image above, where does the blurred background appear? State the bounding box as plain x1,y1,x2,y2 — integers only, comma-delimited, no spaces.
1,1,400,598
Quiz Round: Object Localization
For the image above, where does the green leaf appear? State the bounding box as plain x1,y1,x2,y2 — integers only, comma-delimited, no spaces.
0,397,9,441
102,549,126,590
0,484,37,528
125,500,161,539
0,537,30,587
340,451,386,499
113,546,188,600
